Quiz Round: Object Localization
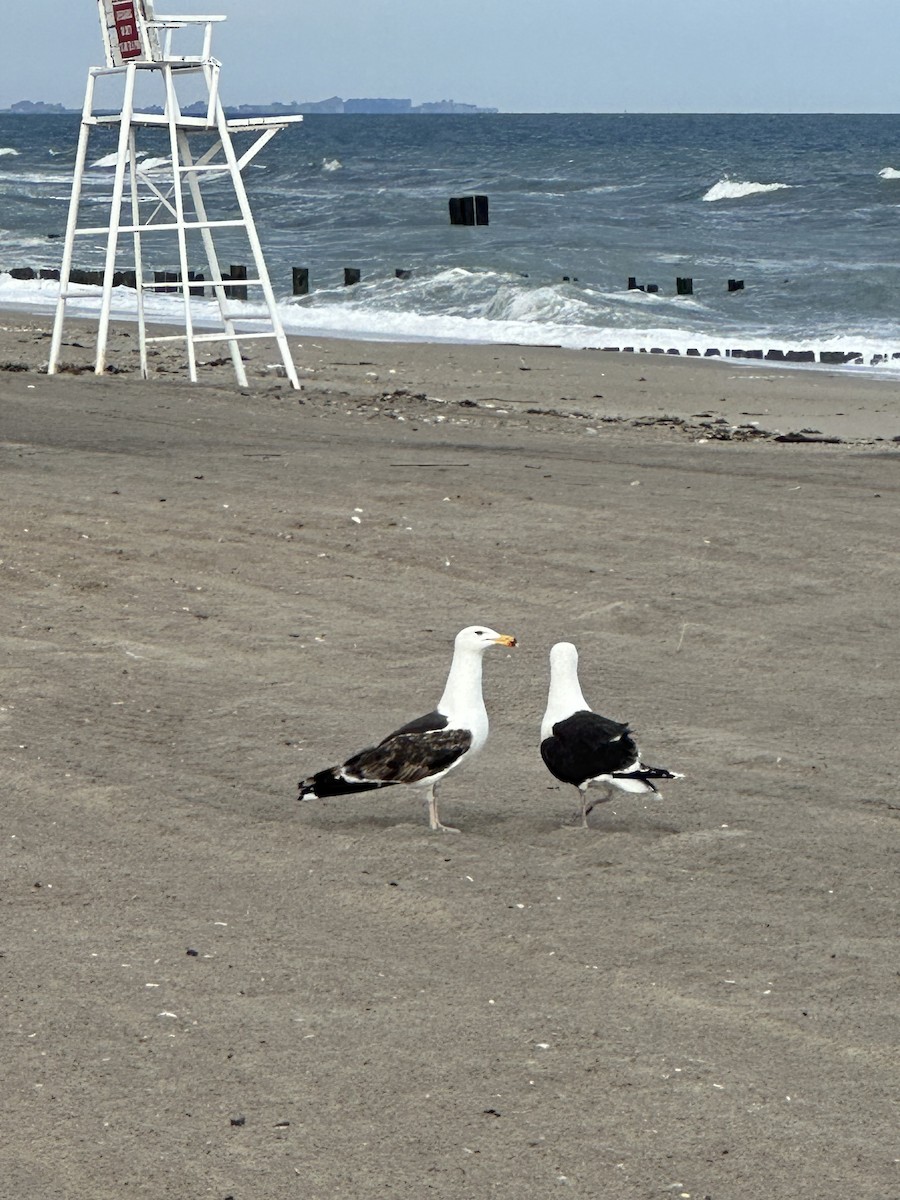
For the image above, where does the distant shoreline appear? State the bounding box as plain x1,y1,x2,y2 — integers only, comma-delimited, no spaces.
0,98,499,117
5,107,900,117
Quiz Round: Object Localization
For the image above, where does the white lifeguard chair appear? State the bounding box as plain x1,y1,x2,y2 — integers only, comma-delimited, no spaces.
48,0,301,388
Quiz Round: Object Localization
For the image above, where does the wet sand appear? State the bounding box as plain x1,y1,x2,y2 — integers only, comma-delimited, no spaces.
2,315,899,1199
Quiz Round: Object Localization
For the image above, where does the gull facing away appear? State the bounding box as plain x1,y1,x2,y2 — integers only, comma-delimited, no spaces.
540,642,682,828
297,625,517,832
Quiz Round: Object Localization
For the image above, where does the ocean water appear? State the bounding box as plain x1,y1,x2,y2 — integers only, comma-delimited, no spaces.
3,111,900,364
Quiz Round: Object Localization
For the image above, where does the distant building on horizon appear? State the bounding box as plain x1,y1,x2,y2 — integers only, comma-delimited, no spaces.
6,100,70,114
344,97,412,114
415,99,497,114
338,97,498,115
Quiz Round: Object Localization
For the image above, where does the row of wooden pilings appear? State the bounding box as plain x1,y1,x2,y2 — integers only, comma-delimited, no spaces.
4,264,746,297
3,263,399,296
3,264,252,299
628,276,744,295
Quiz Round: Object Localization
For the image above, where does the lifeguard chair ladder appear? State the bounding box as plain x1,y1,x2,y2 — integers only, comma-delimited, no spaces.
48,0,301,388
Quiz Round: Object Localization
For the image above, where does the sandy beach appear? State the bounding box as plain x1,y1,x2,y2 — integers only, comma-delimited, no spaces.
2,314,899,1199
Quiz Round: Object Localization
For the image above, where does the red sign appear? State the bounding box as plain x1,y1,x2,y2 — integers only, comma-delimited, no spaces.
112,1,143,60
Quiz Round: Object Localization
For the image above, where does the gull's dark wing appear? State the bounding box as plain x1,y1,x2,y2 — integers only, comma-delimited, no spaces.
347,727,472,785
540,709,637,785
298,709,472,800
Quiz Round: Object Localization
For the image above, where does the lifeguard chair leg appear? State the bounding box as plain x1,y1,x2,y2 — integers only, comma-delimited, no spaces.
96,62,138,375
48,72,99,375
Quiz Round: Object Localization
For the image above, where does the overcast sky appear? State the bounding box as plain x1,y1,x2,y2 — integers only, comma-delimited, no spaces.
4,0,900,113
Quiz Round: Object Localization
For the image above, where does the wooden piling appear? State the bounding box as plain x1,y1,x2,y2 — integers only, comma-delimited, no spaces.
449,195,489,225
228,264,248,301
71,268,104,286
153,270,179,294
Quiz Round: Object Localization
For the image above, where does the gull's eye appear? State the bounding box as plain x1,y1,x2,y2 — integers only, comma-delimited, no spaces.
474,629,485,636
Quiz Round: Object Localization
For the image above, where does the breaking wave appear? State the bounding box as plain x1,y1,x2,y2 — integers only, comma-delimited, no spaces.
139,156,172,171
703,178,793,202
90,149,149,168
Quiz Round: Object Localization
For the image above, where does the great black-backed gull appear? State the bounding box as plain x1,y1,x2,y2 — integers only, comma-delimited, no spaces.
297,625,517,832
540,641,682,827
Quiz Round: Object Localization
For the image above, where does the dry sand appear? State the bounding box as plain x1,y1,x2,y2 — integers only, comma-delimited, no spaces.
2,315,899,1199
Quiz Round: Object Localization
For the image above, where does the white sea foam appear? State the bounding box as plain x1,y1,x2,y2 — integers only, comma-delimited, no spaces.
0,227,64,251
138,156,172,172
90,150,148,168
87,151,173,173
703,178,793,202
476,283,593,325
0,147,20,157
878,167,900,179
2,269,898,371
0,169,83,189
321,158,342,172
267,302,900,369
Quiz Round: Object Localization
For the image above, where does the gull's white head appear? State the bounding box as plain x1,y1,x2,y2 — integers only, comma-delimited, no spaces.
549,641,579,673
542,641,589,735
455,625,518,653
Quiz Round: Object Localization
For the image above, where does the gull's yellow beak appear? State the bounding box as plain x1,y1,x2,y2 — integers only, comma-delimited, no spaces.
493,633,518,648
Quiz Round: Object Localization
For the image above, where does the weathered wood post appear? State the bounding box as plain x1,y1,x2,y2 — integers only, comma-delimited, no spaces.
229,264,248,301
154,269,179,293
448,195,489,225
